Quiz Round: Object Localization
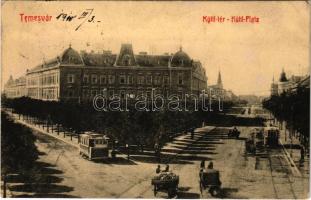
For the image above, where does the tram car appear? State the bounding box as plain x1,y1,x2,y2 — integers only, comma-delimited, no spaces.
79,132,110,160
254,128,265,147
245,132,256,154
264,127,280,147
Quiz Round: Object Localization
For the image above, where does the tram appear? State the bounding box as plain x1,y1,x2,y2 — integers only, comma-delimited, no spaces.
79,132,110,160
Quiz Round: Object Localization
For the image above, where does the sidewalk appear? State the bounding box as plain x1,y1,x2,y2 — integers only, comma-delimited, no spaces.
9,112,80,149
279,129,309,178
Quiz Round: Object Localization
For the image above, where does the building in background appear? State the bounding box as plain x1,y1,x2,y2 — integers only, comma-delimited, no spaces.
270,68,309,96
3,75,27,98
207,71,237,101
4,44,208,101
208,71,224,98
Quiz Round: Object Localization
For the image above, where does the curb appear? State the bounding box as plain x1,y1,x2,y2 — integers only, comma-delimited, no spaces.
279,139,302,177
14,117,79,149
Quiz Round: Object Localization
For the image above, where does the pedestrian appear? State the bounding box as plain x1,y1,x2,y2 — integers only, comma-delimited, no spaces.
191,128,194,139
156,165,161,174
300,145,305,161
200,159,205,169
126,143,130,160
164,164,170,172
208,161,213,169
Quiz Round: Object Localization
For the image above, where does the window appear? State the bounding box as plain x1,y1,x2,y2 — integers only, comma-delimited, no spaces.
67,74,75,83
68,89,74,97
164,76,169,85
154,76,161,85
100,75,107,84
109,90,114,97
91,90,97,96
119,75,126,84
127,75,133,84
146,91,151,97
92,75,98,84
146,76,152,85
178,73,183,85
108,75,115,84
138,76,145,84
120,91,125,98
83,75,89,84
82,89,89,98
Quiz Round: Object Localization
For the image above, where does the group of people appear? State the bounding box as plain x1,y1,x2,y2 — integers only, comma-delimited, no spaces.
200,159,214,170
156,164,170,174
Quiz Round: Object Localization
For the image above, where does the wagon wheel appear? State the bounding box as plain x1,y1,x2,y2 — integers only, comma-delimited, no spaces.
168,188,174,198
153,185,157,197
199,181,203,196
210,187,220,197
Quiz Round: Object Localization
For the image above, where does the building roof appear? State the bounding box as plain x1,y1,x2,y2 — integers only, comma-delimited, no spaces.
170,47,192,67
298,75,310,88
26,44,200,74
81,52,117,66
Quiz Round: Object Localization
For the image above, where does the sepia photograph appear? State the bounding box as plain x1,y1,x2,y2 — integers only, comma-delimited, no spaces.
1,1,310,199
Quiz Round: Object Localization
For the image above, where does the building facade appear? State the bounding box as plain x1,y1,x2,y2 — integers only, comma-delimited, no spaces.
208,71,225,98
270,69,309,96
4,75,27,98
4,44,208,101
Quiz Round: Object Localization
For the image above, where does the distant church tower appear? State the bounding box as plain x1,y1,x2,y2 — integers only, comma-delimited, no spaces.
217,71,223,89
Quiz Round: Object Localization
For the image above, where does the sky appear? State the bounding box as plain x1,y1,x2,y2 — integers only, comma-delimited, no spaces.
1,1,310,95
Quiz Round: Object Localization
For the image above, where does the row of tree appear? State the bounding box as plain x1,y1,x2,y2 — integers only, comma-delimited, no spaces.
262,86,310,145
2,95,234,147
1,111,39,175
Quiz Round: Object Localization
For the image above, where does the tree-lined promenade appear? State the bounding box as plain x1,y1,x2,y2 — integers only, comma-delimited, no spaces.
2,96,237,149
263,86,310,148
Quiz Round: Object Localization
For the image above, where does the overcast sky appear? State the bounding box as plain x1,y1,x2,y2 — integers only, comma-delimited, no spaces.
2,1,310,95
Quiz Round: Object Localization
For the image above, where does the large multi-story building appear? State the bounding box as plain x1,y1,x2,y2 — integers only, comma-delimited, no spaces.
4,44,208,101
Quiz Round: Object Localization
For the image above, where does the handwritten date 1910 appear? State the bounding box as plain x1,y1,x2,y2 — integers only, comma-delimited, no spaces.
56,8,101,31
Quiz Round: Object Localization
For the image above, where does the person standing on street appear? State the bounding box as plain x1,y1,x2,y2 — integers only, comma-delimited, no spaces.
156,165,161,174
200,159,205,169
300,145,305,161
126,143,130,160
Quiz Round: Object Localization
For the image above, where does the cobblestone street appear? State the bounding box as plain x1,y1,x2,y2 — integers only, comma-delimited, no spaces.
4,111,309,198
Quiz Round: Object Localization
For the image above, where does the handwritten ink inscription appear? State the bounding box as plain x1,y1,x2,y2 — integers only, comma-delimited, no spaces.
56,9,101,31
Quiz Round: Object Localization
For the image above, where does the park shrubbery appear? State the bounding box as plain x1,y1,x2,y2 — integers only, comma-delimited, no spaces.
2,95,234,147
1,111,39,175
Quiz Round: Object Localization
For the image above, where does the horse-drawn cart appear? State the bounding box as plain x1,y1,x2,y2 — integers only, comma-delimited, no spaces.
199,169,222,197
151,172,179,198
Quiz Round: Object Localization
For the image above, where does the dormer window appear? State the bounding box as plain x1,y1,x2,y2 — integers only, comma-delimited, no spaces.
122,55,131,66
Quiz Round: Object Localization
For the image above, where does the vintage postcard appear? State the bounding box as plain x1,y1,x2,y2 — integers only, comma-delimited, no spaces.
1,1,310,199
